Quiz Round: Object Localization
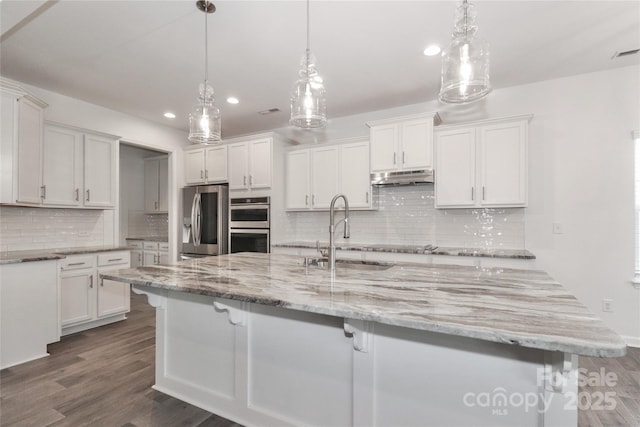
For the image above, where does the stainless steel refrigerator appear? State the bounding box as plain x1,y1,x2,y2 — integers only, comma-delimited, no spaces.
181,184,228,258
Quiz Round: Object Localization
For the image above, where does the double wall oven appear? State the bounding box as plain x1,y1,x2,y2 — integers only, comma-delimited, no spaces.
229,197,270,253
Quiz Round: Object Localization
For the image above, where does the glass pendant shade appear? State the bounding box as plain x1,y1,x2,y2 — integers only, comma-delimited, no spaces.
189,83,221,143
439,0,491,104
290,50,327,128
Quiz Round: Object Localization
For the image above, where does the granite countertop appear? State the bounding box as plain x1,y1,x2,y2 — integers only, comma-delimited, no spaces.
273,241,536,260
126,236,169,242
0,246,130,265
102,252,624,357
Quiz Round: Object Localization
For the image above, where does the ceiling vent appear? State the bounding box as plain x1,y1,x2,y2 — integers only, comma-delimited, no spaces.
612,49,639,59
258,108,280,115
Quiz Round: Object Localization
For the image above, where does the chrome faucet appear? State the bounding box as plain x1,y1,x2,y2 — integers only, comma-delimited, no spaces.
329,194,350,271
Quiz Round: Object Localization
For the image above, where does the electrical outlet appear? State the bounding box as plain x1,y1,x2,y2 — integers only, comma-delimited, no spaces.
602,299,613,312
552,223,564,234
78,231,90,237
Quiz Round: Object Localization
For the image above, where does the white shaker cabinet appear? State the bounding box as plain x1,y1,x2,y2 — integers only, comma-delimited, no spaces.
310,146,340,209
285,149,311,209
368,113,440,173
228,137,272,191
144,156,168,213
340,140,372,209
42,124,83,206
435,115,531,209
0,80,48,206
60,251,130,336
185,146,227,186
142,241,169,266
84,133,117,207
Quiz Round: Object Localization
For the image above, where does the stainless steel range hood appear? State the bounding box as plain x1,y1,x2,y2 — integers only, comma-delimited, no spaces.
371,169,434,186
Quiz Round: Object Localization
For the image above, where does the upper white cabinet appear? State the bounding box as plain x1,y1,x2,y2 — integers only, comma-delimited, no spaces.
435,115,531,209
144,156,168,213
367,112,441,173
40,123,117,209
228,137,272,191
185,145,227,186
286,139,372,211
0,80,48,205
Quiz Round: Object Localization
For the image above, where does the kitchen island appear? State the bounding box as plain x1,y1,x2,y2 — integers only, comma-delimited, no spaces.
103,253,626,427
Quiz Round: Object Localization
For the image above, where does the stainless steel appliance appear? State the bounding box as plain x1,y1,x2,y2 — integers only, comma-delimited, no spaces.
229,197,270,253
182,185,228,257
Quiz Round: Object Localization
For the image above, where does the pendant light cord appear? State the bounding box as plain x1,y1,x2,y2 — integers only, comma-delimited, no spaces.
305,0,311,68
204,1,209,87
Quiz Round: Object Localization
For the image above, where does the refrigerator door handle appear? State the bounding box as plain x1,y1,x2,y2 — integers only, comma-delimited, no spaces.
191,193,200,246
195,193,202,246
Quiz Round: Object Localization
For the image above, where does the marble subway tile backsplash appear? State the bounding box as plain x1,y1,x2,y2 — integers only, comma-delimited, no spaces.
0,206,105,252
127,211,168,238
280,186,525,249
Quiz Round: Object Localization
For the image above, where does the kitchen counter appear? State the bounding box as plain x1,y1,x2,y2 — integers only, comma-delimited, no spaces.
125,236,168,242
102,252,621,357
272,241,536,259
0,246,130,265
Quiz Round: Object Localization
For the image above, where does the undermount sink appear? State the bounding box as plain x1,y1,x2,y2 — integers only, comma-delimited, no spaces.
303,257,394,271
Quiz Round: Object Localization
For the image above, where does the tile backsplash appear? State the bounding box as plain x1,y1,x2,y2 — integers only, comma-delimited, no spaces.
0,206,106,252
127,211,168,239
278,186,525,249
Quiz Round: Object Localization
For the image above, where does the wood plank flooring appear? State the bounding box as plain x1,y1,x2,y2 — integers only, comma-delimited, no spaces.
1,292,639,426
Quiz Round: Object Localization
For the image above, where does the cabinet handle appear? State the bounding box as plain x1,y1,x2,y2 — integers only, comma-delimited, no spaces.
482,186,485,201
249,175,253,185
393,152,397,165
402,151,406,165
205,169,208,179
86,189,90,202
89,274,93,288
75,188,79,201
138,253,142,263
305,195,309,206
312,194,315,206
68,262,85,267
100,278,104,287
40,185,46,199
243,176,247,186
154,201,158,210
471,187,475,201
366,191,369,203
201,170,204,179
108,258,123,262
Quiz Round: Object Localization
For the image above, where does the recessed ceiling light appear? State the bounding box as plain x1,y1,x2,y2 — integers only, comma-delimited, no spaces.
423,45,441,56
227,97,239,104
164,112,176,119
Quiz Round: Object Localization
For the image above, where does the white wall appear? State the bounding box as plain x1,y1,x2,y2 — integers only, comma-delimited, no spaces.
273,65,640,344
5,78,189,261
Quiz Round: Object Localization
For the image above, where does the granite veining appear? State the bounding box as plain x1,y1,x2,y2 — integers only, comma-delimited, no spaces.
102,252,625,357
0,246,130,265
273,241,536,259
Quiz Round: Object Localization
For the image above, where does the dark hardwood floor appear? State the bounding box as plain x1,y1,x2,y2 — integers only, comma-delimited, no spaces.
1,292,639,426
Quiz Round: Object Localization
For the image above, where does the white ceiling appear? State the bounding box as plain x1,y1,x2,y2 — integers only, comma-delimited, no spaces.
1,0,639,140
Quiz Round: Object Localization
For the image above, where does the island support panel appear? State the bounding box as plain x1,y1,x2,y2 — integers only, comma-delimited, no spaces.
134,286,578,427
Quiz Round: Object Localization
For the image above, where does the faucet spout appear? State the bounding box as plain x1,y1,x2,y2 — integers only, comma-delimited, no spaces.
329,194,350,272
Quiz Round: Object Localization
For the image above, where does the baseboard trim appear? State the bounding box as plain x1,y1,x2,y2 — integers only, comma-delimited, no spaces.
622,335,640,348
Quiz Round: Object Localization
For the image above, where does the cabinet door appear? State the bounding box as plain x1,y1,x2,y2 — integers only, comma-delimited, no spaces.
144,158,159,212
16,98,44,204
478,121,527,207
204,146,227,183
143,251,157,266
97,265,130,318
84,134,116,207
401,118,433,170
370,124,398,172
340,141,371,208
248,138,272,189
185,149,206,185
311,146,339,209
228,142,249,190
130,250,143,268
42,125,83,206
435,128,476,208
159,251,170,264
60,270,95,326
286,150,311,210
158,157,169,212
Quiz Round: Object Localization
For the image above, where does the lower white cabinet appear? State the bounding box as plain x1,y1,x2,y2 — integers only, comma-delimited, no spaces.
60,251,130,336
127,240,168,266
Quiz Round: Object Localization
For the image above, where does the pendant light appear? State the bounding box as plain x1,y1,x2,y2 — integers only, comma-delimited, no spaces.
188,0,221,144
439,0,491,104
290,0,327,129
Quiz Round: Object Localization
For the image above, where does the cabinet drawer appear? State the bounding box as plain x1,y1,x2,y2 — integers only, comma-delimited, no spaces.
143,242,159,250
159,242,169,251
126,241,143,249
61,255,95,271
97,251,130,267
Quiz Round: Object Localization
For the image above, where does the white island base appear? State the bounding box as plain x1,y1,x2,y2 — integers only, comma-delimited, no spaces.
134,286,578,427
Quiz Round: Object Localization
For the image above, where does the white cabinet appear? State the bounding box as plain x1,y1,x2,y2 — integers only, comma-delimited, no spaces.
285,139,372,210
228,138,272,191
435,115,530,209
144,156,168,213
0,81,48,205
142,241,169,266
368,113,440,173
84,133,117,207
127,241,143,267
42,124,83,206
60,251,130,336
185,145,227,186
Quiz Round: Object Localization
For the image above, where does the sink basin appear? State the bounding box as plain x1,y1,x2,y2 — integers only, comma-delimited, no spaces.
303,257,394,271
